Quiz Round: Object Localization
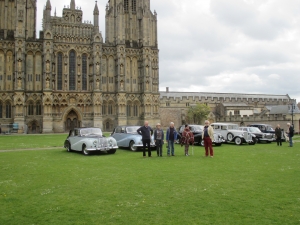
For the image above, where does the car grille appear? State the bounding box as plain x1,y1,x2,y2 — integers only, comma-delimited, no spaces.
99,138,108,147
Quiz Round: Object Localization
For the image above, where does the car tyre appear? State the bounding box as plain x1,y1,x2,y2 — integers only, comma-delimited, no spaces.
200,140,204,146
227,133,234,142
129,141,137,151
65,141,72,152
82,145,90,155
235,137,242,145
249,137,257,145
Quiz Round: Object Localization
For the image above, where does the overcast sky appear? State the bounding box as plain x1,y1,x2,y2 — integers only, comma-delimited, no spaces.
37,0,300,103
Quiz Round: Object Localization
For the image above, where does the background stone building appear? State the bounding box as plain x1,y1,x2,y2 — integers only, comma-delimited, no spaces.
160,88,299,133
0,0,160,133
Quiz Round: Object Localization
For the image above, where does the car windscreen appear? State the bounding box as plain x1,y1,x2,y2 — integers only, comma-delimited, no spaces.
80,128,102,136
190,126,204,132
126,126,140,134
266,126,274,131
248,127,262,133
228,125,239,129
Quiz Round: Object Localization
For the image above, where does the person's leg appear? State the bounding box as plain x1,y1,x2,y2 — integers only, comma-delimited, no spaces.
147,140,151,156
204,137,209,156
156,142,159,156
209,138,214,157
167,140,170,155
171,141,175,155
142,140,146,157
185,144,189,155
289,136,293,147
159,140,163,156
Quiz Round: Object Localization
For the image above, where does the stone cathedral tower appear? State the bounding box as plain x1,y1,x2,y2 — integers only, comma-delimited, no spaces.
0,0,160,133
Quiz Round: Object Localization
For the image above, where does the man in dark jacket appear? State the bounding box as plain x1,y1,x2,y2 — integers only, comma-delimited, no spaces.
274,124,282,146
287,123,294,147
137,121,153,157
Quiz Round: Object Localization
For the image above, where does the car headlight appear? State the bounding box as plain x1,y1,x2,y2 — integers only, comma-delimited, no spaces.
93,140,97,146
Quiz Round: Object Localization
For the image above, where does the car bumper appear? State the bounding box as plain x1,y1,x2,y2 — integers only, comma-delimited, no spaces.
87,146,118,151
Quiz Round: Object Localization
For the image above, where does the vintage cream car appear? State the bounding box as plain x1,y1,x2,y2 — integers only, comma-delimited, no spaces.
64,127,118,155
211,123,256,145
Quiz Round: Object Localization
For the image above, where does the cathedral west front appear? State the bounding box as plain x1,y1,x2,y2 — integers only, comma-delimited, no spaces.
0,0,160,133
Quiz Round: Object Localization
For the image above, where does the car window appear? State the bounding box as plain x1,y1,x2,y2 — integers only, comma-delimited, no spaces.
74,129,79,136
180,126,185,133
221,126,227,130
228,125,238,129
212,125,220,130
126,126,140,134
249,127,261,133
115,127,122,133
266,126,274,131
191,125,203,132
81,128,103,136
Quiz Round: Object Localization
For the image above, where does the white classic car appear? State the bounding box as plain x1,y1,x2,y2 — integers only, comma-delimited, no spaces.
211,123,256,145
64,127,118,155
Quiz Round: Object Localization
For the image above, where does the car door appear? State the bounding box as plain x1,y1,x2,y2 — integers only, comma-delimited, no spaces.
117,126,128,147
69,129,82,151
111,126,122,146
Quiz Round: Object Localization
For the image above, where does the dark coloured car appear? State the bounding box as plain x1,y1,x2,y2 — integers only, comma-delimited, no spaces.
248,124,277,141
238,127,273,143
177,124,224,146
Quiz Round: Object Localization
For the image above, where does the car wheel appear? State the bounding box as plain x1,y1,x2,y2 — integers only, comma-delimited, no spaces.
235,137,242,145
129,141,137,151
82,145,90,155
249,137,257,145
65,141,72,152
227,133,234,142
107,149,116,154
200,140,204,146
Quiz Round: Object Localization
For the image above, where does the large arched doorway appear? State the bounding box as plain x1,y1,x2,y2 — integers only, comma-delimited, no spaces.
65,110,80,131
103,119,113,132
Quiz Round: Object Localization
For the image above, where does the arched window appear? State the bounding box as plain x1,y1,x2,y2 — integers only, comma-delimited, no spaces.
133,103,138,117
69,50,76,90
28,101,34,115
36,102,42,115
132,0,136,12
57,53,63,90
124,0,129,11
108,102,113,115
6,102,11,118
0,101,2,118
127,104,131,116
82,54,87,90
102,103,107,115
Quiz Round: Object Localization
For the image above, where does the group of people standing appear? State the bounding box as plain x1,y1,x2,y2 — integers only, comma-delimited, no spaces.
137,120,214,158
274,123,294,147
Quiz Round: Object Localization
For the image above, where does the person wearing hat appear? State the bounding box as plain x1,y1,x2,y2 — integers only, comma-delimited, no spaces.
154,123,164,157
181,124,194,156
202,120,214,157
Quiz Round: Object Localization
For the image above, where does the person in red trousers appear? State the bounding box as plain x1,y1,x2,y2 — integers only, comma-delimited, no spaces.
202,120,214,158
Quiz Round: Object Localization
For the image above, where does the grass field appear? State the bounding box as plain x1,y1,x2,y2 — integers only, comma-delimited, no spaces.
0,134,299,225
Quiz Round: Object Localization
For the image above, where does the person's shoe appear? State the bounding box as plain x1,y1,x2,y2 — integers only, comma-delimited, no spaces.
210,156,214,158
149,156,152,157
160,155,162,157
172,154,175,156
185,154,189,156
167,154,170,156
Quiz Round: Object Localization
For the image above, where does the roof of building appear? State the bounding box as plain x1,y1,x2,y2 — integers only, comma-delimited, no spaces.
266,105,300,114
160,91,290,101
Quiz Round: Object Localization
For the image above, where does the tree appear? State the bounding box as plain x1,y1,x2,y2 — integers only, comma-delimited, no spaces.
186,103,211,124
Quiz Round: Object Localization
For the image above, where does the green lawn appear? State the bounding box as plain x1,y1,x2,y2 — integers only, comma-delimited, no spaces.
0,135,299,224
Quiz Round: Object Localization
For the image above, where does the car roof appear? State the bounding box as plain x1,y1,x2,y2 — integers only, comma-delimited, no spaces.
211,123,238,125
249,124,272,126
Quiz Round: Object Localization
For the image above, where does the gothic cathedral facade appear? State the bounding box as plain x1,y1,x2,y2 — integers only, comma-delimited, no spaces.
0,0,160,133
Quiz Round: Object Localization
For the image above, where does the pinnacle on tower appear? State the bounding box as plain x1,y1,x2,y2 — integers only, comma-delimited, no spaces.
70,0,75,10
94,1,99,15
46,0,51,10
